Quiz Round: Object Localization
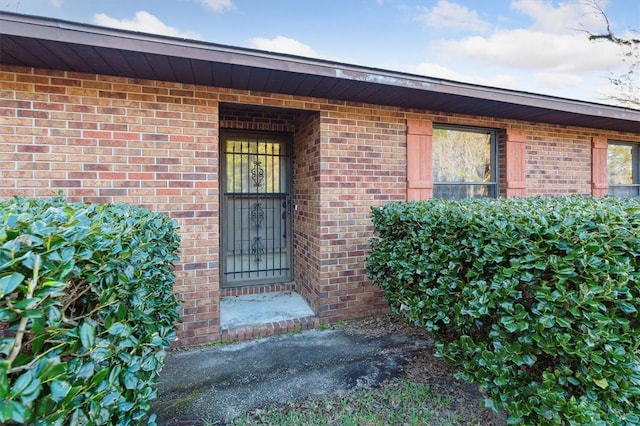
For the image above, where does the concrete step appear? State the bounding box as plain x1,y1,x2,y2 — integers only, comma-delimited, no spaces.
220,291,318,341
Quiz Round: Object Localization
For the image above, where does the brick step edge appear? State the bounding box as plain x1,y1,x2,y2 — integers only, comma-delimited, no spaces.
219,316,320,342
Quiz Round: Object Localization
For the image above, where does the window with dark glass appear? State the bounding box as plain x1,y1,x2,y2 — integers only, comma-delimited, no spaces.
432,125,498,199
608,141,640,197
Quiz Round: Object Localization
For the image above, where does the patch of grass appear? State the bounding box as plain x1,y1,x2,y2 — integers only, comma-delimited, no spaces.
231,379,449,425
287,326,303,335
316,320,349,331
209,338,233,347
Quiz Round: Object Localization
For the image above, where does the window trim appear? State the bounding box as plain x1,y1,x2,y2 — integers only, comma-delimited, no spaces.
432,124,499,199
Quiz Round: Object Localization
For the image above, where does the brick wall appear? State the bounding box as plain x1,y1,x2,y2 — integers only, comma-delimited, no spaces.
2,65,639,345
1,66,222,346
315,108,406,321
527,129,595,195
293,111,323,314
219,103,297,133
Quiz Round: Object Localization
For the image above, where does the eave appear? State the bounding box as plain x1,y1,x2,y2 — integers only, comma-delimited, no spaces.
1,11,638,133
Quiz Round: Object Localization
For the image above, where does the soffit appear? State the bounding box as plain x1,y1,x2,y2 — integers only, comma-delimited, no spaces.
1,12,638,133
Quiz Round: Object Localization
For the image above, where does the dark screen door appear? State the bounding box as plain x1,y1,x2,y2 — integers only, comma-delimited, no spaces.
220,131,292,287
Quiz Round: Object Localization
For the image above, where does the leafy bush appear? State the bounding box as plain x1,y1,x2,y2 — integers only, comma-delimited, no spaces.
367,196,640,425
0,196,181,425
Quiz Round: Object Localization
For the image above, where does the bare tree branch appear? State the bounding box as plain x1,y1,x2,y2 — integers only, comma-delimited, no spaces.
578,0,639,107
582,0,640,45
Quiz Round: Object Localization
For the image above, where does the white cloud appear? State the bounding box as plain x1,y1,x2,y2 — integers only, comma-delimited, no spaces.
441,29,624,73
248,36,320,58
414,0,631,102
413,62,477,83
534,72,583,89
410,58,611,103
417,0,492,34
589,74,627,104
199,0,234,13
412,62,523,91
510,0,608,34
93,11,201,39
50,0,63,7
489,73,523,90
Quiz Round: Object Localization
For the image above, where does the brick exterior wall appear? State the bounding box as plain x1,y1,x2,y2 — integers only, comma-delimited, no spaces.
292,112,323,314
315,108,407,321
2,65,639,346
526,130,592,195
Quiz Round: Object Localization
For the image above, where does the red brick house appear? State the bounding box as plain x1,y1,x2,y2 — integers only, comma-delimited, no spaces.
1,12,639,346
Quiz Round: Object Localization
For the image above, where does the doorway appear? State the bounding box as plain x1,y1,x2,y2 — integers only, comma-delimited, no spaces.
220,131,293,288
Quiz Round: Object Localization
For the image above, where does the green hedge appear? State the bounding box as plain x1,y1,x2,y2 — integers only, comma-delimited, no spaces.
0,197,181,425
367,196,640,425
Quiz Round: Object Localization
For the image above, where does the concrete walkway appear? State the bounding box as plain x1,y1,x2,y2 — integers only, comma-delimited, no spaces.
152,327,431,425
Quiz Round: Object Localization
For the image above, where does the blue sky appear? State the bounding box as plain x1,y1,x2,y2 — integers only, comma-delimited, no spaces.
2,0,638,106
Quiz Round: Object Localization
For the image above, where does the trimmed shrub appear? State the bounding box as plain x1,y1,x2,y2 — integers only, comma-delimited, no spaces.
0,196,181,425
367,196,640,425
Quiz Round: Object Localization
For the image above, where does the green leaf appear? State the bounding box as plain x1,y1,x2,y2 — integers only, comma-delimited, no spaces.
522,354,536,366
108,364,122,385
501,316,518,333
484,398,500,412
593,378,608,389
22,309,44,319
80,322,96,349
76,361,95,380
37,358,65,381
107,322,126,336
91,367,110,386
115,303,127,321
0,370,8,398
0,400,32,423
0,272,24,296
123,371,139,390
555,316,572,328
69,407,89,426
617,302,637,314
507,415,523,425
50,380,72,403
60,385,82,406
591,353,606,365
90,347,112,363
34,395,56,419
10,370,41,401
567,376,580,386
538,315,555,328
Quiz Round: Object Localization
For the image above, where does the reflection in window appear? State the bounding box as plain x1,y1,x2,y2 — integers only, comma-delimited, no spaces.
608,142,639,197
225,138,285,194
432,126,497,199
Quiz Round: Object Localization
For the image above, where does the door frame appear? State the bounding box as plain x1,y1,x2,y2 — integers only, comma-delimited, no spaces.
219,129,293,288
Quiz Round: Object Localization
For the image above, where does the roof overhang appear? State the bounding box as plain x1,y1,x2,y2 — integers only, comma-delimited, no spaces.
1,11,638,133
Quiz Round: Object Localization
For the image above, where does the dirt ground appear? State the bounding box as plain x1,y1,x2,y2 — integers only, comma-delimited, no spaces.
338,314,507,425
158,313,508,425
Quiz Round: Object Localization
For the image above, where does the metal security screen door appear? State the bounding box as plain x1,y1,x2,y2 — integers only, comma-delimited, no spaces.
221,131,292,287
